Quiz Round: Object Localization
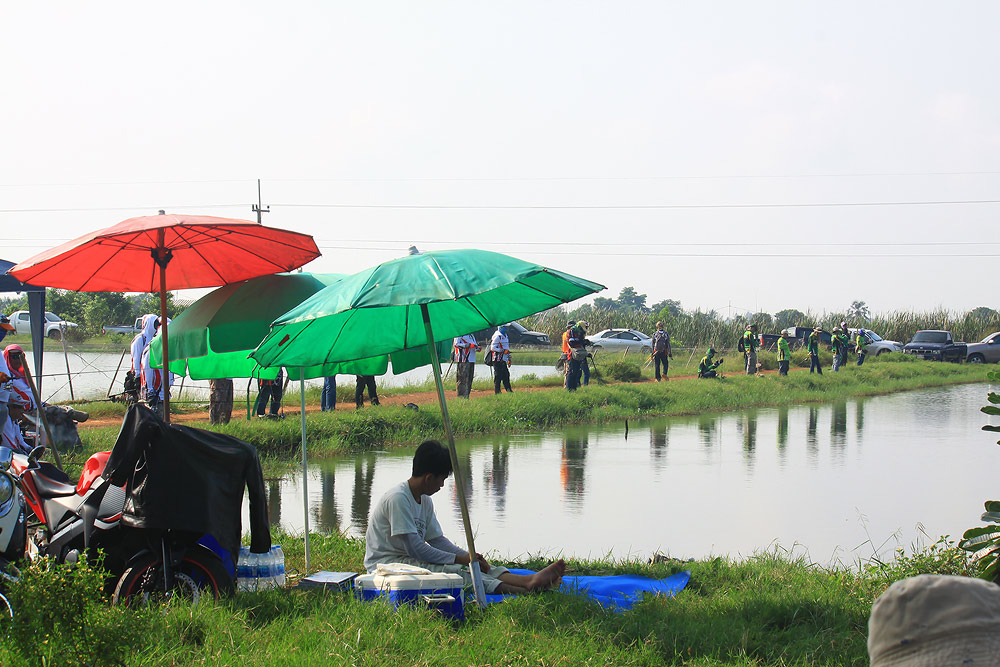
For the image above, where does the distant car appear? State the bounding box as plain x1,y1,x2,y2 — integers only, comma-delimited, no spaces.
782,326,832,349
588,328,653,354
902,330,967,362
468,321,550,346
847,328,904,356
10,310,78,340
965,332,1000,364
102,317,144,336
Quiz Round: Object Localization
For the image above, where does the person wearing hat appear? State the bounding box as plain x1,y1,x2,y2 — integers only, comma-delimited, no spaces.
651,321,673,382
868,574,1000,665
0,323,14,428
0,313,14,346
830,326,850,372
452,332,478,399
565,320,589,391
776,331,791,376
741,324,759,375
698,348,722,378
560,320,576,388
855,328,869,366
1,391,32,455
578,321,593,386
490,324,513,394
807,327,823,375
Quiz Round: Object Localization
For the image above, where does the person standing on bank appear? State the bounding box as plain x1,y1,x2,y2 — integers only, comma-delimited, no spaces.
453,333,477,399
855,329,868,366
651,321,673,381
321,375,337,411
807,327,823,375
830,326,849,372
565,321,588,391
741,324,759,375
255,368,284,417
490,325,513,394
209,378,234,424
355,375,380,408
560,320,574,388
579,321,592,386
776,331,791,376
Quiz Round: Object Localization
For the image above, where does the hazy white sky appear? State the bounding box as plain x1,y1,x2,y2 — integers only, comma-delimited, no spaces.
2,1,998,317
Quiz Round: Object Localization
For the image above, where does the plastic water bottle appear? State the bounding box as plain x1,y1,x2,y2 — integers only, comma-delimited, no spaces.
272,545,286,588
247,551,260,591
237,546,251,592
257,550,273,589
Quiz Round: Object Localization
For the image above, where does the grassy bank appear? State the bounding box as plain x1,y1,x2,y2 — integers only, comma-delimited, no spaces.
70,357,989,466
0,529,977,666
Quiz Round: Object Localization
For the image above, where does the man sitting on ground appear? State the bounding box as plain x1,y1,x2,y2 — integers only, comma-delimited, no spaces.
698,348,723,378
364,440,566,594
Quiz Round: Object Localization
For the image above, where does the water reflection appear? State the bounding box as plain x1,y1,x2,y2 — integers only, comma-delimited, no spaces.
350,455,376,532
560,433,588,509
450,450,475,524
252,384,996,567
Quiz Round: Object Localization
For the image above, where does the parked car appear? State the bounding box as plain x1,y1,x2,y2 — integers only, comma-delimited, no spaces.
847,328,904,356
10,310,78,340
468,321,550,346
588,328,653,354
781,326,832,349
965,331,1000,364
902,330,967,362
102,317,144,336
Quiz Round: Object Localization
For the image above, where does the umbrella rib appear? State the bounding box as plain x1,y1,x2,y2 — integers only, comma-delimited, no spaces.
429,257,458,299
515,274,565,303
190,230,303,272
465,299,494,331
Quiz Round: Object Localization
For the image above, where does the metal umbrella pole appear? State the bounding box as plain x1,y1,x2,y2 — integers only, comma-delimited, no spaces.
420,304,487,608
299,368,311,572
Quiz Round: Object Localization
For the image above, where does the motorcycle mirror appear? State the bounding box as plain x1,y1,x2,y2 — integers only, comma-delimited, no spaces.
0,447,12,472
27,445,45,467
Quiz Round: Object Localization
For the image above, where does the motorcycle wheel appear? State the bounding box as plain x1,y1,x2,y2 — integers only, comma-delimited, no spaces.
113,548,234,606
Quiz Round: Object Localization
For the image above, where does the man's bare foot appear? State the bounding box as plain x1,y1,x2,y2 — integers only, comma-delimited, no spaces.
526,559,566,591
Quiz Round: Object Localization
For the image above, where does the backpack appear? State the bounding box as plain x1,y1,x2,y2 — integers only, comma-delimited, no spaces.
653,331,669,353
483,350,495,367
737,336,745,353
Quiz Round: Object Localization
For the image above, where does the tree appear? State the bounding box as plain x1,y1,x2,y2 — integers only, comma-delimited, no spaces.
651,299,683,317
847,300,871,320
969,306,999,321
616,286,648,312
775,309,807,330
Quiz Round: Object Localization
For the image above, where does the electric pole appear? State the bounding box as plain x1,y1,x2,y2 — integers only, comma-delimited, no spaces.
252,178,270,224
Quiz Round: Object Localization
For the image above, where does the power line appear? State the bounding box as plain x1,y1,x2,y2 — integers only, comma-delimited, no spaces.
0,203,246,213
276,198,1000,210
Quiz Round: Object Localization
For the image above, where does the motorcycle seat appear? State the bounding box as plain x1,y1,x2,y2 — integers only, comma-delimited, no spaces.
30,470,78,498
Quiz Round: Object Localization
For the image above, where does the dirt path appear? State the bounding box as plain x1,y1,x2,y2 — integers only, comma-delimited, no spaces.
80,367,782,430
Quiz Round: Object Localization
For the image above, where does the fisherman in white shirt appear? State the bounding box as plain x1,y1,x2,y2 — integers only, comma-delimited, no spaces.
489,325,513,394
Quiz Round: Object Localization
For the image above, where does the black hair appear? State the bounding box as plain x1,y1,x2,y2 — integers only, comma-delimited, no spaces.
412,440,452,477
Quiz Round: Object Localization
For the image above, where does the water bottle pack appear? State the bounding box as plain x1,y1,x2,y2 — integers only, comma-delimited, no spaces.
237,545,286,591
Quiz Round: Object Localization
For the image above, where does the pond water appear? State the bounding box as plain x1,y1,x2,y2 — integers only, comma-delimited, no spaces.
251,382,1000,566
18,350,559,404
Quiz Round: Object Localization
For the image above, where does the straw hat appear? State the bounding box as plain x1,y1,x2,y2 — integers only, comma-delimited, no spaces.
868,574,1000,666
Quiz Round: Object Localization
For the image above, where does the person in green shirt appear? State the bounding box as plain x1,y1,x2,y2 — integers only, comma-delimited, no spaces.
741,324,759,375
830,327,849,372
776,331,791,376
855,329,868,366
698,348,723,378
807,327,823,375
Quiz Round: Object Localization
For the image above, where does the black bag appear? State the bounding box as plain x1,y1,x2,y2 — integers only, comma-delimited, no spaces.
484,350,495,367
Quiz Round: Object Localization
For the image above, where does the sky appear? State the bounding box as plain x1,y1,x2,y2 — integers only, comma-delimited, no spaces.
2,1,998,318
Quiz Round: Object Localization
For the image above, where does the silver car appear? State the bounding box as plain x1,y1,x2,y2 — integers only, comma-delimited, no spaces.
588,328,653,354
965,332,1000,364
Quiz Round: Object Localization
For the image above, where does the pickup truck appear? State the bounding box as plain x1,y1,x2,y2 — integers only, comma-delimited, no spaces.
10,310,78,340
964,331,1000,364
781,326,832,349
102,318,144,336
902,330,967,362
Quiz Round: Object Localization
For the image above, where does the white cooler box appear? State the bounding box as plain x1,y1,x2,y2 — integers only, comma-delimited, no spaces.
354,564,465,621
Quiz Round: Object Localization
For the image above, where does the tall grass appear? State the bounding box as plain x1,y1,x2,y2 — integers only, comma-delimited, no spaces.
522,305,1000,349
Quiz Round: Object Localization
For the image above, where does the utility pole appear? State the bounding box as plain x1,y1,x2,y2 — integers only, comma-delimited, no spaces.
252,178,270,224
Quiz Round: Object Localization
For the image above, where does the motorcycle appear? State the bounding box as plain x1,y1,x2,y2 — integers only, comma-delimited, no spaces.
10,444,234,605
0,447,27,618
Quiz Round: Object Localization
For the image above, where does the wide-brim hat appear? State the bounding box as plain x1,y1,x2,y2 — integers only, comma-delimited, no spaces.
813,327,822,332
868,574,1000,666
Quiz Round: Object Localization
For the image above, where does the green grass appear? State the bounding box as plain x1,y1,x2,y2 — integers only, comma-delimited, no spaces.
0,529,979,666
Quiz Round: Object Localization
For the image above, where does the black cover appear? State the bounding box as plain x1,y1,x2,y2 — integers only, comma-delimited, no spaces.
103,405,271,560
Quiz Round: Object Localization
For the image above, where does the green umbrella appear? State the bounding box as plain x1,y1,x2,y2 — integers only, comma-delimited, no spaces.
251,249,605,605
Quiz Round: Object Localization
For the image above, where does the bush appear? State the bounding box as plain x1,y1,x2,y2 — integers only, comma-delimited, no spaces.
0,557,144,666
605,360,643,382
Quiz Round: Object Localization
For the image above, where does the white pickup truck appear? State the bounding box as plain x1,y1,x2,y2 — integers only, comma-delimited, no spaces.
965,332,1000,364
102,318,144,336
10,310,78,340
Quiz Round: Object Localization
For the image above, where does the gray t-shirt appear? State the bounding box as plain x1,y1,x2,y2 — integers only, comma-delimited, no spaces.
364,481,445,572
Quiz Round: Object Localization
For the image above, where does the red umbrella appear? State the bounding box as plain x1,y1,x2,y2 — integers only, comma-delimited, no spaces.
11,212,320,421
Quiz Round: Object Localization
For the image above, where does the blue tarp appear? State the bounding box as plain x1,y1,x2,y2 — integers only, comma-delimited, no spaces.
483,569,691,611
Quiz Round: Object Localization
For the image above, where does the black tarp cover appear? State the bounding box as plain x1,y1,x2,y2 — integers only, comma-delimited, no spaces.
104,404,271,559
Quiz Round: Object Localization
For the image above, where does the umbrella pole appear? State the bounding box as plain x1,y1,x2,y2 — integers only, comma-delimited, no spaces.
420,304,487,609
154,233,172,423
299,368,311,572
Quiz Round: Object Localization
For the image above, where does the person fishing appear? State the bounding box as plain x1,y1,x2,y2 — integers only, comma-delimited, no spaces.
698,348,723,378
830,326,849,372
565,321,589,391
559,320,575,388
740,324,759,375
452,333,478,399
855,329,868,366
578,321,593,386
807,327,823,375
489,325,513,394
776,331,791,376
